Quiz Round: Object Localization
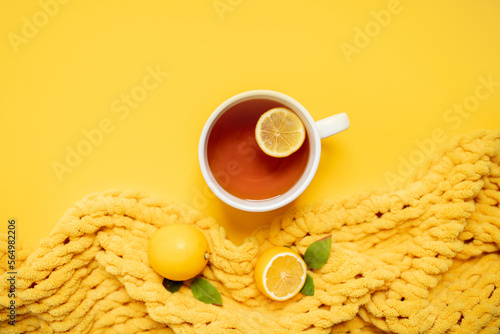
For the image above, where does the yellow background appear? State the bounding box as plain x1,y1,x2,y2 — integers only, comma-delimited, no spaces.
1,0,500,251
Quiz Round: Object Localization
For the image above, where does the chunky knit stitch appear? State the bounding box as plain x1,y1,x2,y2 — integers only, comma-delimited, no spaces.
1,129,499,333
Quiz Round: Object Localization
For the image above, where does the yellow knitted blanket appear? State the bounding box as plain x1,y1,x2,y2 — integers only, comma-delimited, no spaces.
1,129,500,334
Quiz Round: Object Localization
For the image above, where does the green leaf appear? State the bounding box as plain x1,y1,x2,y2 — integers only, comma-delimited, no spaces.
162,278,183,293
300,273,314,296
191,278,223,306
304,235,332,270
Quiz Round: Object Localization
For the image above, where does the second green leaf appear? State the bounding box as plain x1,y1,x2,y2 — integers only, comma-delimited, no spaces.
304,235,332,270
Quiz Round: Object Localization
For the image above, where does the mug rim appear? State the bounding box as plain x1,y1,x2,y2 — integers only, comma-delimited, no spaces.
198,89,321,212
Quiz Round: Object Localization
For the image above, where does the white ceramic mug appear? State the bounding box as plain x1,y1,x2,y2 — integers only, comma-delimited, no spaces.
198,90,350,212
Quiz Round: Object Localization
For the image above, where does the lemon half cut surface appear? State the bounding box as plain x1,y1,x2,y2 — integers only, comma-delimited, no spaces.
254,246,307,301
255,107,306,158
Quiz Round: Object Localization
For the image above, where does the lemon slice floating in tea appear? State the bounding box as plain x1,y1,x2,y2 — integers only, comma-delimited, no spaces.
254,246,307,301
255,107,306,158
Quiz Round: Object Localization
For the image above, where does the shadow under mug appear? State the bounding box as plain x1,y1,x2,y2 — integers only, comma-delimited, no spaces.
198,90,350,212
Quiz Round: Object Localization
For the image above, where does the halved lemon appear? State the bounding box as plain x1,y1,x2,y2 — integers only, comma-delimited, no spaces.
255,107,306,158
254,246,307,301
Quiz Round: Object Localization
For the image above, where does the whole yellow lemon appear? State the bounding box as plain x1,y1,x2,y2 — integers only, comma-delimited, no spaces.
147,224,209,281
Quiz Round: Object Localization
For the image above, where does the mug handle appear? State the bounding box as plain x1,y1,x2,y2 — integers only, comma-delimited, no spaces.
315,113,350,139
